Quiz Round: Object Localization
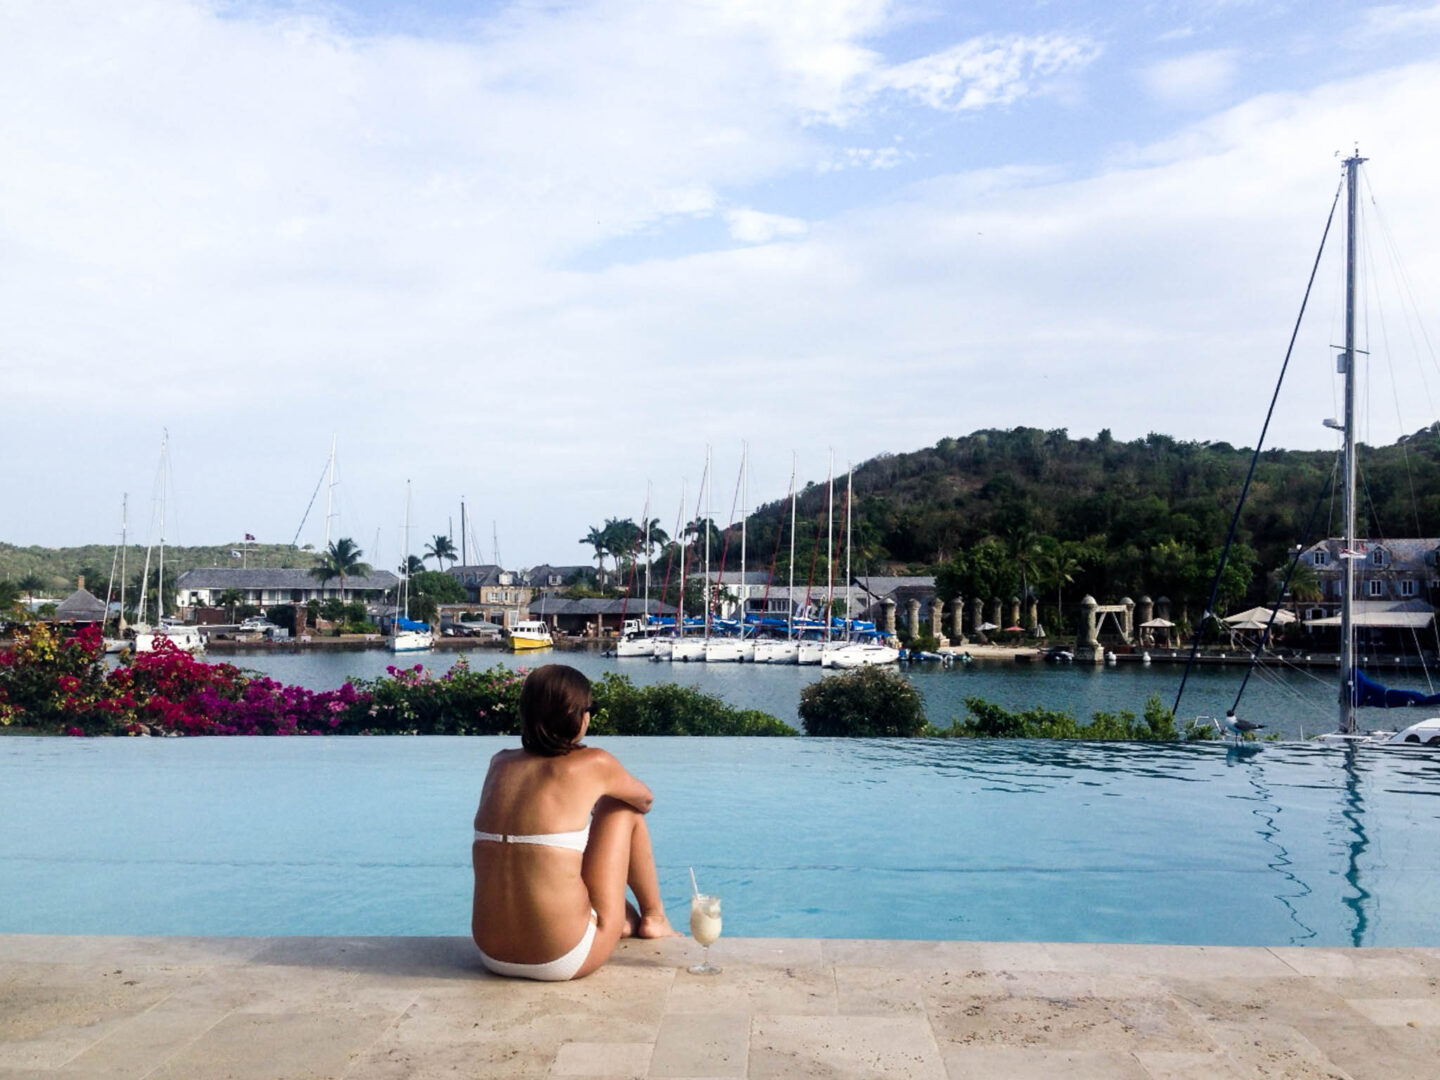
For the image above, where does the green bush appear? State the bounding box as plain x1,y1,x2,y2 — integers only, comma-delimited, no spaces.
589,673,793,736
935,694,1212,741
343,657,524,735
798,666,927,737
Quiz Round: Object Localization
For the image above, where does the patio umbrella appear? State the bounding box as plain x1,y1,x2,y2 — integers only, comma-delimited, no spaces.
1004,625,1024,632
976,622,999,631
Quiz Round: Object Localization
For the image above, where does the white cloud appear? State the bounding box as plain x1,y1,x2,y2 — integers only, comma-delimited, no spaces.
1140,48,1242,108
870,33,1101,113
1362,3,1440,36
724,208,808,244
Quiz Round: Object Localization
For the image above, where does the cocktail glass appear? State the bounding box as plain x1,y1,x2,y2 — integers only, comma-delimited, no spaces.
688,893,722,975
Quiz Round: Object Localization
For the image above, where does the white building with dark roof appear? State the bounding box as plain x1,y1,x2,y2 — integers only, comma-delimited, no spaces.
1298,539,1439,625
173,568,399,612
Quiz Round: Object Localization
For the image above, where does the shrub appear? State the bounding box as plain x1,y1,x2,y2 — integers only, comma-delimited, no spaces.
798,666,927,737
937,694,1209,741
590,673,792,736
343,657,525,735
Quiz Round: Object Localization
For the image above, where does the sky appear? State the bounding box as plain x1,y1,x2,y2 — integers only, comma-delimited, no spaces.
5,0,1440,570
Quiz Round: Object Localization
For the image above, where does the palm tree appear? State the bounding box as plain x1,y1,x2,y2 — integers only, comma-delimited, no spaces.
17,573,44,607
399,555,426,578
1038,545,1082,633
642,517,670,561
311,538,371,603
217,588,244,622
580,525,609,587
0,580,22,620
425,534,458,572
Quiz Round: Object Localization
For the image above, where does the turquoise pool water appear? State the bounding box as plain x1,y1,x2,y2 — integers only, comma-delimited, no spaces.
3,736,1438,946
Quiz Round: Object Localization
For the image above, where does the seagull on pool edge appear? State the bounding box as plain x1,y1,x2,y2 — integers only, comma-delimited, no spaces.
1219,709,1265,743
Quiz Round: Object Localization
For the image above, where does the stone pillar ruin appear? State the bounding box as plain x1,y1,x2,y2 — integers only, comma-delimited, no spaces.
906,597,921,640
1025,595,1039,633
882,597,897,638
929,598,944,642
1156,596,1171,624
950,599,965,644
1121,597,1135,644
1005,596,1020,630
970,597,985,640
1075,594,1104,663
1137,595,1153,626
988,597,1002,631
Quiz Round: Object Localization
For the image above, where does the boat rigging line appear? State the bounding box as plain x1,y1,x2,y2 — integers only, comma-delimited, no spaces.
1172,175,1344,719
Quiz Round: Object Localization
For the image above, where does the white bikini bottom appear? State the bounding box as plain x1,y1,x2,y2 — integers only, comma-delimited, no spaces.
476,911,597,982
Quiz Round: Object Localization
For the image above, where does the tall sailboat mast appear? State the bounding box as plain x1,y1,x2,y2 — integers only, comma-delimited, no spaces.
1339,151,1366,735
739,442,748,635
324,434,337,549
787,454,797,642
825,451,834,643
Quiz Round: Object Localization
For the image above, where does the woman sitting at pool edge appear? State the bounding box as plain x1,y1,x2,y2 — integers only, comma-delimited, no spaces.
472,664,679,980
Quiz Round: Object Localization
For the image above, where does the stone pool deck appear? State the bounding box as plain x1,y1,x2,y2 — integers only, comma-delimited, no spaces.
4,936,1440,1079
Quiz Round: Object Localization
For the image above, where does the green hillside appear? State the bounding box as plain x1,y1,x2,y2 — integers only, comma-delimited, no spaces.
0,543,319,600
743,425,1440,615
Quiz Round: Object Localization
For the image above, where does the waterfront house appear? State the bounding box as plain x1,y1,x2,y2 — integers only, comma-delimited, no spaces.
1297,538,1438,647
444,564,534,628
51,586,107,625
525,564,593,598
173,568,399,614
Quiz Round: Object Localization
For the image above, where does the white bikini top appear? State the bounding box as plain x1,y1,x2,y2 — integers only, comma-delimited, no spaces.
473,826,589,853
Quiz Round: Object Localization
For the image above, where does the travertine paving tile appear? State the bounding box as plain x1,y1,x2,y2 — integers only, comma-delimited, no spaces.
59,993,233,1079
749,1015,945,1079
0,970,174,1069
1197,1021,1353,1080
549,1040,652,1076
146,1006,399,1080
928,989,1213,1053
944,1046,1150,1079
1343,996,1440,1027
1287,1016,1440,1080
1044,943,1296,979
832,965,927,1015
1167,974,1358,1030
668,962,835,1015
647,1010,750,1078
0,935,265,968
1268,947,1427,979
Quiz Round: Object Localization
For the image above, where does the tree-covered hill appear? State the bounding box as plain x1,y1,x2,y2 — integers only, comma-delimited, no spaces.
742,425,1440,615
0,543,317,599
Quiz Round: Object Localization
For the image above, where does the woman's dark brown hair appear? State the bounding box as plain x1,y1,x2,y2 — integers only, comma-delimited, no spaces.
519,664,593,756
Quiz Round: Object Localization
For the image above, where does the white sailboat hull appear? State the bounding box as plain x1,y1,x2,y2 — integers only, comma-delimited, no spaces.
824,643,901,669
615,637,656,657
132,625,205,654
753,640,798,664
391,630,434,652
671,639,707,662
703,639,745,663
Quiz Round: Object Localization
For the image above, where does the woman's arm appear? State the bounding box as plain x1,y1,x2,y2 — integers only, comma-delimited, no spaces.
588,749,654,813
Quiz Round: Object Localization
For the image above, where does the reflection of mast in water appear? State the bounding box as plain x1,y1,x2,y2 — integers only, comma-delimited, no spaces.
1339,745,1372,947
1226,747,1316,943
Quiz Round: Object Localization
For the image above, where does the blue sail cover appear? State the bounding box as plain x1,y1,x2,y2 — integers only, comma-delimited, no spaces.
396,617,430,632
1353,668,1440,708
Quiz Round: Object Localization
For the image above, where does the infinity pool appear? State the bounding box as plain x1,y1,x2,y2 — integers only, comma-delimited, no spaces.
3,736,1438,947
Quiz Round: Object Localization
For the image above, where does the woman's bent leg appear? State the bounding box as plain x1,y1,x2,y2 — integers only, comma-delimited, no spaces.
575,797,677,978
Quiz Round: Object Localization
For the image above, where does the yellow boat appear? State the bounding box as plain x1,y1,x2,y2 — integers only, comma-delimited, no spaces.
507,620,554,651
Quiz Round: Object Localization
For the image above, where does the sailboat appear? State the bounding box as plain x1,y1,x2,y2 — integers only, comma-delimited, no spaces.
705,445,751,662
391,481,434,653
671,453,711,662
822,465,899,669
132,431,204,654
1311,153,1438,747
616,488,658,658
754,455,801,664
